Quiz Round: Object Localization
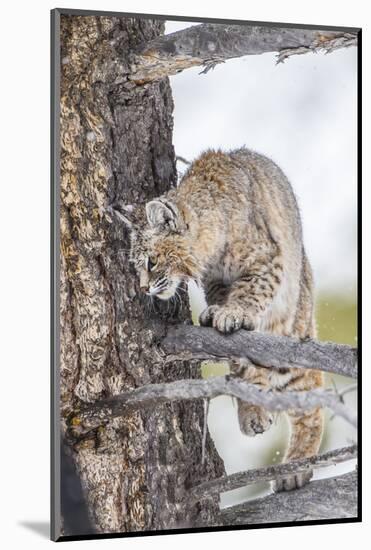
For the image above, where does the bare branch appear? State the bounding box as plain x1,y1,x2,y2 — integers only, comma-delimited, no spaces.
216,470,357,525
130,24,358,83
189,444,357,502
68,375,357,438
339,383,358,398
162,325,357,378
176,155,191,165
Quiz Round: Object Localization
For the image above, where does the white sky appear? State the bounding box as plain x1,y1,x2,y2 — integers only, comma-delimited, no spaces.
166,21,357,297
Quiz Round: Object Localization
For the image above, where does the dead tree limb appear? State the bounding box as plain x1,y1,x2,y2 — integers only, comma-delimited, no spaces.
68,375,357,437
189,444,357,502
162,325,357,378
130,24,358,83
217,470,357,525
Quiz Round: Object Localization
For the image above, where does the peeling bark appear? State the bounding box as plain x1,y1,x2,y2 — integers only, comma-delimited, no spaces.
130,24,358,83
60,15,224,535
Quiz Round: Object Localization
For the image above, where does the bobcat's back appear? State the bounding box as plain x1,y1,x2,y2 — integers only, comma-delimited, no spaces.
172,148,314,337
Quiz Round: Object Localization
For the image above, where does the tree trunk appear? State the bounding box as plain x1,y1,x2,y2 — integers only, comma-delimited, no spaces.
59,14,224,535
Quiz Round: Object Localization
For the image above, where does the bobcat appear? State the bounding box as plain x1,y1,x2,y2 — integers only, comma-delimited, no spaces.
115,147,324,492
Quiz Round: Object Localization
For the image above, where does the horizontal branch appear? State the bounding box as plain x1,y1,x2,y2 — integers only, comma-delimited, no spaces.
68,375,357,438
162,325,357,378
189,444,357,502
130,24,358,83
217,470,357,525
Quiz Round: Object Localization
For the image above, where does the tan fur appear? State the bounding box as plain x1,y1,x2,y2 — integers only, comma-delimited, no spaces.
123,147,324,491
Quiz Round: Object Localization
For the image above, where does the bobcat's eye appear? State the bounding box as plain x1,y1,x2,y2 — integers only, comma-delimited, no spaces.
147,256,157,272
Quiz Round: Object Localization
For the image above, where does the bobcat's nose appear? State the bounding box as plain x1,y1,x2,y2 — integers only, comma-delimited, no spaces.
140,285,149,294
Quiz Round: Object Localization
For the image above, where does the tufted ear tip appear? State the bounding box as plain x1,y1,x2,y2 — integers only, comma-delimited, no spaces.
146,198,179,230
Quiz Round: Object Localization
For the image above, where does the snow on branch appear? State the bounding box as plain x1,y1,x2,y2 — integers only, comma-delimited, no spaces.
130,24,358,83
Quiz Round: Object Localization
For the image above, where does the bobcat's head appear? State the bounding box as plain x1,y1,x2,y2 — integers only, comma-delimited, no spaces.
113,198,200,300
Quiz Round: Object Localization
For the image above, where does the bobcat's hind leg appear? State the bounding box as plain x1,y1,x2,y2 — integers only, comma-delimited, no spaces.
273,406,324,492
270,350,324,492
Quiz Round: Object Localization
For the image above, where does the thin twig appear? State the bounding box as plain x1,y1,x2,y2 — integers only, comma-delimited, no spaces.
339,383,358,398
176,155,191,165
329,382,358,422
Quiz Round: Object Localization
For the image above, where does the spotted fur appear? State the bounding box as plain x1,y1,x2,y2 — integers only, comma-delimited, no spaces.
119,147,324,492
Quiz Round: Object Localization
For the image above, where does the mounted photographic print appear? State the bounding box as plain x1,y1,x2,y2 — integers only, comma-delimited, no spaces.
51,8,361,541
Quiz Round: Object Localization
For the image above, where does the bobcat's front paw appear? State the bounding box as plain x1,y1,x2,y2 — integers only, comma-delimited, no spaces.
272,470,313,492
199,305,220,327
199,305,255,334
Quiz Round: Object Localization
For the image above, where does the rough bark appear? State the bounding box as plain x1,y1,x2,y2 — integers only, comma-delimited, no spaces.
69,377,357,433
60,15,224,535
163,325,357,378
130,24,358,83
218,471,358,525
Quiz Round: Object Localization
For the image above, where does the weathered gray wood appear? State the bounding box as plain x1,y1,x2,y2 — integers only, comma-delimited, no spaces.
189,445,357,502
162,325,358,378
217,471,358,525
60,15,224,535
130,24,358,83
69,376,357,433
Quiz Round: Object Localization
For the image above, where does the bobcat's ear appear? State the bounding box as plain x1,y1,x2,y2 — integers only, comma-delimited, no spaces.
107,202,136,230
146,199,179,231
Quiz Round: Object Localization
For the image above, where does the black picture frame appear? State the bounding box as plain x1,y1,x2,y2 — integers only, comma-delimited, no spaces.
51,8,361,542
